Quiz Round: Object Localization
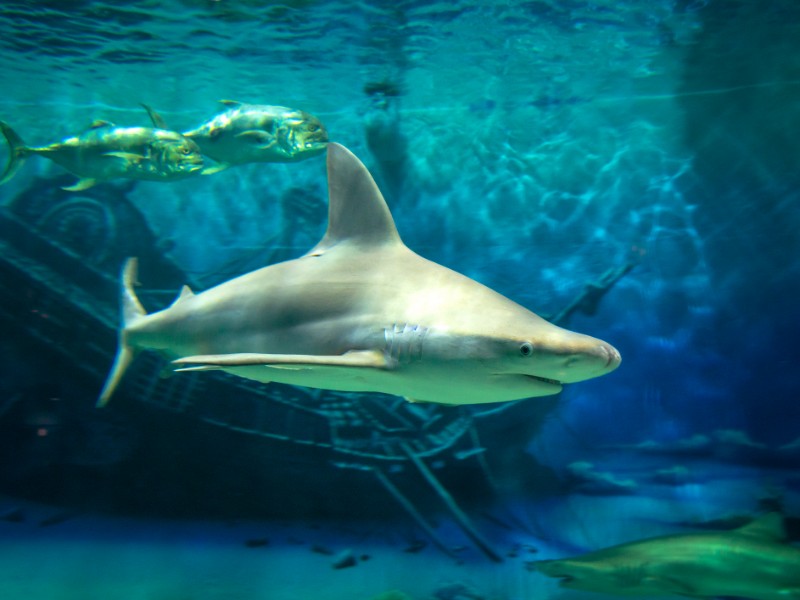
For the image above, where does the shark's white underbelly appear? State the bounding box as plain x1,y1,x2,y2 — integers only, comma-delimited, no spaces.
218,363,550,405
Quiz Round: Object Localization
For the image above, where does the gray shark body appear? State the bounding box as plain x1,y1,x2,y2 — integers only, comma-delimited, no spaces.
534,513,800,600
98,143,620,407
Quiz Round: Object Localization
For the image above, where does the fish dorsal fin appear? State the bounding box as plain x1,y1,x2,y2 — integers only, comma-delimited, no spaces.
307,143,402,255
735,512,786,541
141,103,169,130
219,99,243,108
89,120,113,129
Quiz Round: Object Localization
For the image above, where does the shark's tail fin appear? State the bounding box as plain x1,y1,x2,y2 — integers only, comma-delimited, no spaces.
97,258,147,407
0,121,32,186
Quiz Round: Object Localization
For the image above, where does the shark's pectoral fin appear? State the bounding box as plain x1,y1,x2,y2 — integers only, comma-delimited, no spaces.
173,350,390,387
173,350,391,371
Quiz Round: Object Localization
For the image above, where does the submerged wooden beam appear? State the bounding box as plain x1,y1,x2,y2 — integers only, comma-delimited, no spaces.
550,262,634,326
371,467,459,561
401,442,503,563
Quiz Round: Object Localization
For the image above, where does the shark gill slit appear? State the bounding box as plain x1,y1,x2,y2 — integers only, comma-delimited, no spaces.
384,323,428,364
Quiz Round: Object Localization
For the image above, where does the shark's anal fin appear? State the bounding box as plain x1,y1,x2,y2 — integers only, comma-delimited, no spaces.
173,349,390,370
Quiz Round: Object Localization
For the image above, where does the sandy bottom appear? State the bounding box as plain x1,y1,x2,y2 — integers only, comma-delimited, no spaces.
2,468,793,600
0,504,556,600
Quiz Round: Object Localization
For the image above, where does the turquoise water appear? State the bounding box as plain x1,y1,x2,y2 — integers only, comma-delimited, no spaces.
1,1,799,598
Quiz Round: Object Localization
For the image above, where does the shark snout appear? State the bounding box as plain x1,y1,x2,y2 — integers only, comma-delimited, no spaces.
541,334,621,384
597,342,621,370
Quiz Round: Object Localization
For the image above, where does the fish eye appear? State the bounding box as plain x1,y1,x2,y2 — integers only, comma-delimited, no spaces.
308,124,319,132
520,342,534,356
182,147,190,154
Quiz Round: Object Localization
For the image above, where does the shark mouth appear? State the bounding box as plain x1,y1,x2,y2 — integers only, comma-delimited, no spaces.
524,374,562,387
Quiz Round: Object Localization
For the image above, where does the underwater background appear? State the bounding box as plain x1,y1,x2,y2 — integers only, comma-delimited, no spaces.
0,0,799,598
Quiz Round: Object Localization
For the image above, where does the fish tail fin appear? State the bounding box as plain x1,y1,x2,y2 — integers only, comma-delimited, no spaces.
97,258,147,407
0,121,31,185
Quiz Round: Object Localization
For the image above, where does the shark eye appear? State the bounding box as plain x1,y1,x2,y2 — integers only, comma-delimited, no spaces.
520,342,534,356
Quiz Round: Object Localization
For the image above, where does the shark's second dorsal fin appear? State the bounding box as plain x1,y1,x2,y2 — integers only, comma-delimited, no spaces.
735,512,786,541
170,284,194,307
308,143,402,255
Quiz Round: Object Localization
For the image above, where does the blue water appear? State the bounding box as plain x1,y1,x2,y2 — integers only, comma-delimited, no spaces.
1,1,799,598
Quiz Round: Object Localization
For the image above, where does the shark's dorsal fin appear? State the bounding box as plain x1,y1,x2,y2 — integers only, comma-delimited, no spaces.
735,512,786,541
308,143,402,255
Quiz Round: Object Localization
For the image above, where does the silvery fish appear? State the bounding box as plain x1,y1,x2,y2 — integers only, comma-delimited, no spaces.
143,100,328,174
0,120,205,191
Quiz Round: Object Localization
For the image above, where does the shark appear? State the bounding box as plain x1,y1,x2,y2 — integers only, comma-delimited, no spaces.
97,143,620,407
533,512,800,599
